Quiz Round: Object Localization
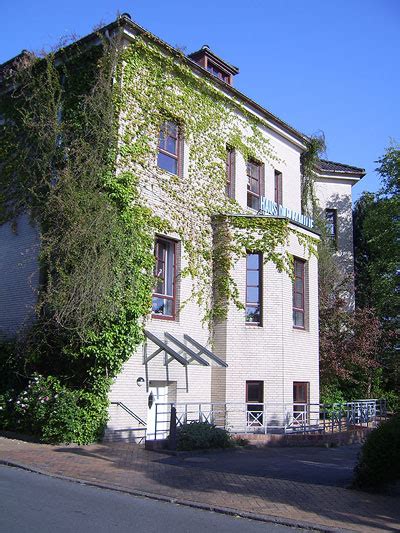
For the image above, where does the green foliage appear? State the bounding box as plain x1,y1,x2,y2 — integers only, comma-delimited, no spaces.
300,133,326,216
354,192,399,320
0,37,157,443
375,139,400,198
0,33,317,443
1,375,108,444
176,421,233,451
381,391,400,414
353,142,400,404
118,38,316,325
320,382,346,405
353,415,400,490
366,368,400,414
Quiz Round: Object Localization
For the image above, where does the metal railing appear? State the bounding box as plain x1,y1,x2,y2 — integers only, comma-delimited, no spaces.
153,399,387,439
109,401,147,444
110,401,147,427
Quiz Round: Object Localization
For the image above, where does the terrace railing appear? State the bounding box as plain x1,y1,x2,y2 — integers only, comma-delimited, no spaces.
153,399,387,440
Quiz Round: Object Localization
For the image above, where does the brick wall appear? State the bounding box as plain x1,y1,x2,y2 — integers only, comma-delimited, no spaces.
107,99,321,440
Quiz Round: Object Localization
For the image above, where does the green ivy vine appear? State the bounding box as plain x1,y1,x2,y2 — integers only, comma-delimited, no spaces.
117,37,317,325
0,31,317,443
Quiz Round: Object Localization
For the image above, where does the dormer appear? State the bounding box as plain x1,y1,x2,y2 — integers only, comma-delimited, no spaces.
188,45,239,86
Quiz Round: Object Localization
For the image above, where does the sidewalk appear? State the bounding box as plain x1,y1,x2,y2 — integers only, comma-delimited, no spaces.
0,436,399,532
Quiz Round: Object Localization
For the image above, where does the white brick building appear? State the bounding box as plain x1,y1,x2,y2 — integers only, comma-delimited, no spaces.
0,15,365,441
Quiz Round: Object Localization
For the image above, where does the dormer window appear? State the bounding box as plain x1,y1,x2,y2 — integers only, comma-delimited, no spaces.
207,62,230,83
188,45,239,86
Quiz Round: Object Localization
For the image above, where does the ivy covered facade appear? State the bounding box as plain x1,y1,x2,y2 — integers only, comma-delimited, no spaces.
0,15,365,443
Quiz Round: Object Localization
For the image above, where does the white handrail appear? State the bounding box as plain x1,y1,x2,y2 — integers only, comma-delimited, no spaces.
153,399,386,437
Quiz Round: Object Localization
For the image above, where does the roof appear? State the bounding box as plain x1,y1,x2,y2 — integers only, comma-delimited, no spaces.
121,15,309,147
317,159,366,176
0,13,365,178
188,45,239,75
0,50,34,84
0,14,308,148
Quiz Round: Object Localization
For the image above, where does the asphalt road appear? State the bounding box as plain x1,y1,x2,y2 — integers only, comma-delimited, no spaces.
0,466,311,533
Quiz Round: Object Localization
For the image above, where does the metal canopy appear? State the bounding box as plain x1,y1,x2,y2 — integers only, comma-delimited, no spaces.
143,330,228,368
144,330,188,366
164,332,209,366
142,330,227,394
183,334,228,368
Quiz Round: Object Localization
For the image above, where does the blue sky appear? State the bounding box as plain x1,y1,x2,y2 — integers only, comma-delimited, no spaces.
1,0,399,201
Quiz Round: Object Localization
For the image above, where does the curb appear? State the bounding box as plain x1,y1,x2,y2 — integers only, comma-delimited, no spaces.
0,458,353,533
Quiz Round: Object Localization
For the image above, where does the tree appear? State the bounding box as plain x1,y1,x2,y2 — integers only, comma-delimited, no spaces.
375,141,400,198
318,233,384,400
316,165,385,402
319,296,383,398
353,141,400,403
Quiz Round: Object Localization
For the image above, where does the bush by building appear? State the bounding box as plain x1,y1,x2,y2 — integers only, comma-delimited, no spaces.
175,421,233,451
353,415,400,490
0,374,108,444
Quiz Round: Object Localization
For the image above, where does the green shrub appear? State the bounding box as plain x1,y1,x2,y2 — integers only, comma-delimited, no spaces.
353,415,400,490
383,391,400,414
320,383,346,405
176,421,233,451
3,374,108,444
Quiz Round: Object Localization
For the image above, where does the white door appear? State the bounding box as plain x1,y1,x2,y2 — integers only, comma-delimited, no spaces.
147,384,169,439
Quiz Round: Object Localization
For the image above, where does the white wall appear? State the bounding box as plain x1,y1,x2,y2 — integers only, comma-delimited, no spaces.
314,175,357,307
107,71,321,439
213,227,319,424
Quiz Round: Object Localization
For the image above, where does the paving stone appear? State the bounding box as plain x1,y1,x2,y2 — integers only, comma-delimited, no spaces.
0,437,399,532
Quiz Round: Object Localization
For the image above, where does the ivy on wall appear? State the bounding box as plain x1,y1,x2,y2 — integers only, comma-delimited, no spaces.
0,36,158,443
300,132,326,217
0,30,317,443
117,37,317,325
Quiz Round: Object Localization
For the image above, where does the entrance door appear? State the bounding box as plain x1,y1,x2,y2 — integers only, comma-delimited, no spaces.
147,382,171,440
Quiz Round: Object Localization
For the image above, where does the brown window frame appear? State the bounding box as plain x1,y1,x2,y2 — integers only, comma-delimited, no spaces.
152,237,177,320
246,380,264,426
247,160,264,210
157,120,182,176
274,170,283,205
205,58,232,84
293,258,306,329
293,381,310,423
226,147,235,198
246,381,264,403
246,252,262,326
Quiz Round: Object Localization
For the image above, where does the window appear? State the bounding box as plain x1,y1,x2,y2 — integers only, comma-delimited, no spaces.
246,381,264,426
247,160,263,210
246,253,262,325
293,258,305,328
274,170,283,205
325,209,337,247
293,382,310,424
152,238,176,319
207,61,230,83
157,121,181,175
226,147,235,198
